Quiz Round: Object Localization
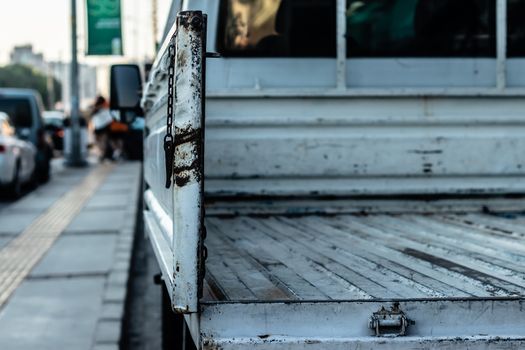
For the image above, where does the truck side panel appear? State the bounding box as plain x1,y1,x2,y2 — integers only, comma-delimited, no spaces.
203,96,525,196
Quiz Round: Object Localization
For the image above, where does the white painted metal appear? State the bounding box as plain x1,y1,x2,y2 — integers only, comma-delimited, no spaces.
507,59,525,87
336,0,346,90
496,0,507,90
207,59,337,91
206,87,525,97
346,59,497,88
205,197,525,216
143,11,205,314
203,96,525,196
199,300,525,349
144,210,175,295
144,189,173,248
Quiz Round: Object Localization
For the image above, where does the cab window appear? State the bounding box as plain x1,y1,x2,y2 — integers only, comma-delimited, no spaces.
346,0,496,57
217,0,337,57
0,98,32,128
508,0,525,56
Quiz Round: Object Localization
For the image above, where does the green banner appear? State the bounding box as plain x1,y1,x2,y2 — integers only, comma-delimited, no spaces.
86,0,123,55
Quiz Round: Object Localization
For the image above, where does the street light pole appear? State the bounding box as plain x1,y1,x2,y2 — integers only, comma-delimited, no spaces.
67,0,86,167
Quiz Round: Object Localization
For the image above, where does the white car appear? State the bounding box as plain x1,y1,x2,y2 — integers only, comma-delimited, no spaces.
0,112,36,197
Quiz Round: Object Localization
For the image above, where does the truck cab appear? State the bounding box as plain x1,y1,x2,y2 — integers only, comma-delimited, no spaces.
113,1,525,349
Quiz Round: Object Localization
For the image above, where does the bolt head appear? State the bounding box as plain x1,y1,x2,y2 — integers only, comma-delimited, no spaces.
191,16,202,29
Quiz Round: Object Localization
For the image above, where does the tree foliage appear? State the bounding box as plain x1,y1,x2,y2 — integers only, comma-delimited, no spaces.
0,64,62,109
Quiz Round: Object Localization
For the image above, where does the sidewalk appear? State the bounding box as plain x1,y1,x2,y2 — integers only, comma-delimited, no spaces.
0,161,142,350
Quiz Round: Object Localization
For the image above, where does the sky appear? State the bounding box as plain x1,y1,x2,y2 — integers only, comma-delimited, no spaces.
0,0,172,65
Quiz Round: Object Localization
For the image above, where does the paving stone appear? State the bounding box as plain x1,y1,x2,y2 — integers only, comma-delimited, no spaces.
98,182,133,193
0,162,141,350
100,302,124,320
108,270,128,286
85,193,130,210
0,277,106,350
112,260,130,272
105,174,138,181
30,234,118,277
115,250,132,261
7,195,60,213
92,343,119,350
0,211,41,235
117,239,133,249
94,320,122,343
104,285,127,303
32,183,73,197
65,209,126,233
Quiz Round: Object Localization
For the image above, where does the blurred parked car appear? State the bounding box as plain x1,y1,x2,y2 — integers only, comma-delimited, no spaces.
0,112,36,197
43,110,65,151
0,88,53,183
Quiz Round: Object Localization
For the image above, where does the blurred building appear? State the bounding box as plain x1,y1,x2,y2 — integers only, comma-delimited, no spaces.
9,45,97,111
9,45,46,72
48,62,98,111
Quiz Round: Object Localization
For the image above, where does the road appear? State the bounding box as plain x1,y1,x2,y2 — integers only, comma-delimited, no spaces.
0,161,143,349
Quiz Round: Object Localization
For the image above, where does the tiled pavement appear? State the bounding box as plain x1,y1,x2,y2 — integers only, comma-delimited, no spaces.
0,161,141,350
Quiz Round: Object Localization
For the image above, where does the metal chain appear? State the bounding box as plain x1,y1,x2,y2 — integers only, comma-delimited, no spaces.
163,31,177,189
166,33,176,140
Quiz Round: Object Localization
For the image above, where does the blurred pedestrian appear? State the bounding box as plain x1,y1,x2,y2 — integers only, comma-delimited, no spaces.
90,96,113,162
108,114,128,160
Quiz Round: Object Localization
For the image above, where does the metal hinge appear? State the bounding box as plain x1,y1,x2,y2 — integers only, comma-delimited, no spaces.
369,302,414,337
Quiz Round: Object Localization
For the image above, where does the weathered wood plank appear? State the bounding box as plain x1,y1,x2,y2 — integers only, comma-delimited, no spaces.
312,216,511,297
246,217,410,299
399,215,525,265
337,216,525,295
208,231,288,300
368,215,525,273
208,218,333,300
457,213,525,238
205,246,257,301
206,221,291,301
224,217,371,300
281,216,471,298
437,214,525,243
203,211,525,302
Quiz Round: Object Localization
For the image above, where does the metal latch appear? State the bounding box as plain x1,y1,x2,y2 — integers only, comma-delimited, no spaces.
369,302,413,337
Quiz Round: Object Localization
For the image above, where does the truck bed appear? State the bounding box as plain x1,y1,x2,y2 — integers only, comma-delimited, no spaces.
203,212,525,301
196,207,525,349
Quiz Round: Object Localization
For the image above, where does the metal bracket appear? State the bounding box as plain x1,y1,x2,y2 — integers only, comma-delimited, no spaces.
369,302,413,337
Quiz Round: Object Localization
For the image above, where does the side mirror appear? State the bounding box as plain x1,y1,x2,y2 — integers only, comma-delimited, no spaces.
110,64,143,115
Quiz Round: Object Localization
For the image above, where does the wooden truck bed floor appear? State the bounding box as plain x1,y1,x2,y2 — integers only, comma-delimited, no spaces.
203,212,525,302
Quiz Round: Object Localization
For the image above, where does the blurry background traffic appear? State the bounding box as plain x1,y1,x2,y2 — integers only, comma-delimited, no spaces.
0,0,174,198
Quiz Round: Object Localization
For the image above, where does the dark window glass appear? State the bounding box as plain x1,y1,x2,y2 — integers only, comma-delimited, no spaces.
0,98,32,128
508,0,525,56
217,0,337,57
346,0,496,57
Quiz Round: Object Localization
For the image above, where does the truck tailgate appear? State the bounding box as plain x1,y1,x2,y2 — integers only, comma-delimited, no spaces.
199,211,525,349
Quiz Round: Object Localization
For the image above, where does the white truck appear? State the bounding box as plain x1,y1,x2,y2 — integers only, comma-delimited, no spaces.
110,1,525,349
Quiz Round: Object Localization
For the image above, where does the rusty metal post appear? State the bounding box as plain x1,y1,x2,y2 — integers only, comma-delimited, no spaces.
170,11,206,314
